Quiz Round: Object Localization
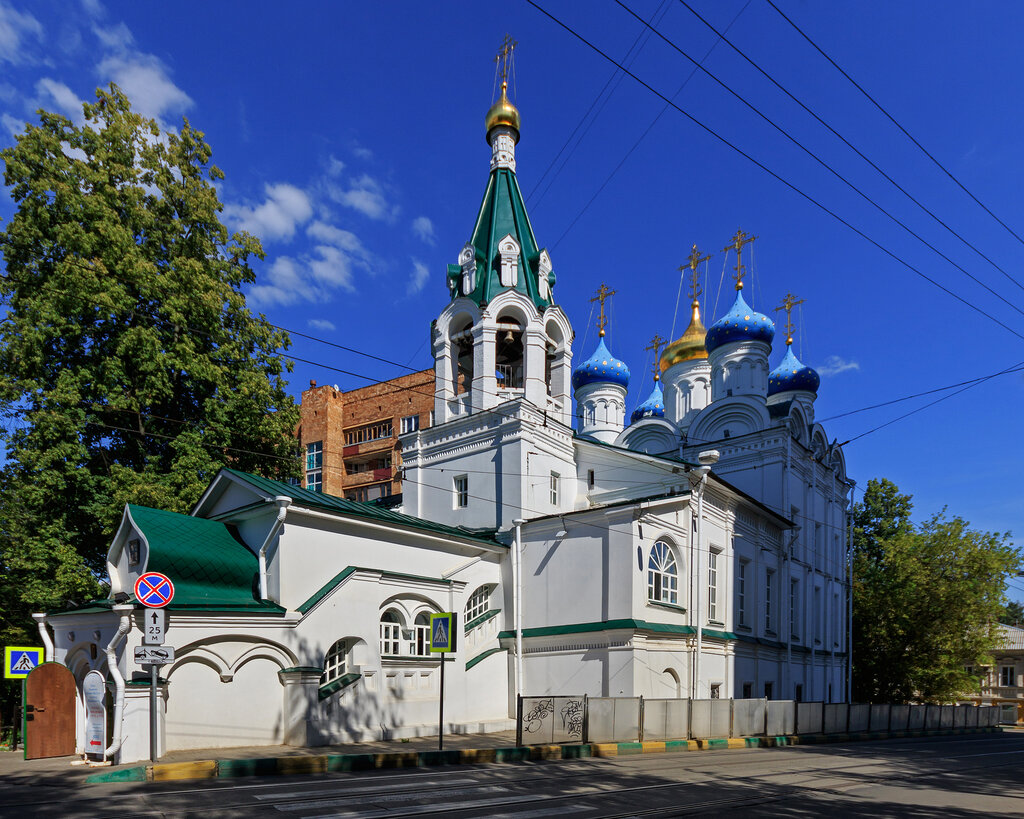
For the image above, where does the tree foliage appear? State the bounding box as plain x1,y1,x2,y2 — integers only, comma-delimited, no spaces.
852,478,1021,703
0,85,300,650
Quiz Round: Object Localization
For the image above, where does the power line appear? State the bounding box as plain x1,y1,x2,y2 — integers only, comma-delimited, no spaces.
677,0,1024,297
764,0,1024,253
525,0,1024,344
612,0,1024,321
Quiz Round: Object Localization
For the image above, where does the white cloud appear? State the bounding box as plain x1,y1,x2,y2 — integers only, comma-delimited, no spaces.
92,22,133,52
36,78,85,124
97,52,192,124
81,0,105,19
352,145,373,160
308,318,336,332
327,173,396,221
412,216,435,245
327,155,345,176
0,3,43,65
307,220,366,254
1,112,25,139
248,256,316,307
224,183,314,243
816,355,860,377
408,259,430,296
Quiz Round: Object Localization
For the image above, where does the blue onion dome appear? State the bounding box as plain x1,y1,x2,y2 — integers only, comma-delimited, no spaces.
705,289,775,353
572,336,630,390
768,346,820,396
631,380,665,424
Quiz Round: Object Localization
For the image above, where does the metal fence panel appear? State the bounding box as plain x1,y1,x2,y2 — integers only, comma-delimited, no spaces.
711,699,731,738
615,698,641,742
940,705,954,729
869,704,890,731
848,703,870,733
643,699,689,741
690,699,712,739
889,705,909,731
767,701,795,736
823,703,848,734
519,695,586,745
966,706,978,728
986,705,999,726
907,705,926,730
953,705,967,728
924,704,940,730
587,697,639,743
796,702,823,734
999,703,1018,725
731,698,767,737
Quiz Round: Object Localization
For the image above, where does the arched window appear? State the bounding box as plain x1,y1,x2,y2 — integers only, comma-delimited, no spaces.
414,612,431,656
321,639,348,685
465,585,492,624
648,541,678,604
380,610,401,656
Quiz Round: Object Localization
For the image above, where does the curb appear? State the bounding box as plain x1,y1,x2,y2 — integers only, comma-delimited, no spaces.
83,725,1000,784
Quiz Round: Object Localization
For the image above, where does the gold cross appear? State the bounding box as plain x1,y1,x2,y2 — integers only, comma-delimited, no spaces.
678,243,710,303
494,34,518,86
590,283,617,337
774,292,805,345
722,229,758,291
646,334,667,380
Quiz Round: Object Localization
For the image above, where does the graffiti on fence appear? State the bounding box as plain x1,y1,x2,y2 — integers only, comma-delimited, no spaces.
523,698,553,735
560,698,584,738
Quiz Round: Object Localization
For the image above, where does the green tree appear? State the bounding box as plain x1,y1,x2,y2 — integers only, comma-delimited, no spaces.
852,478,1021,703
0,85,300,651
1001,600,1024,627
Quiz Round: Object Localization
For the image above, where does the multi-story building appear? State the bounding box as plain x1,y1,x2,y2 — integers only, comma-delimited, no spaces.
966,624,1024,722
296,370,434,501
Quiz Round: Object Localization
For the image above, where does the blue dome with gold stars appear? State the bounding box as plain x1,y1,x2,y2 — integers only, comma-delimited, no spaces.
631,380,665,424
706,290,775,353
768,347,820,396
572,337,630,390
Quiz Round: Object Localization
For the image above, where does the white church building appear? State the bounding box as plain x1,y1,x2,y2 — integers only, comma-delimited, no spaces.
38,70,853,764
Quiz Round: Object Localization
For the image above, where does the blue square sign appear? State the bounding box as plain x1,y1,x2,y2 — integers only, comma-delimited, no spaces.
429,613,457,653
4,646,43,679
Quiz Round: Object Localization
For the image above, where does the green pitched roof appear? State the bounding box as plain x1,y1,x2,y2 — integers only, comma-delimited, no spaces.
459,166,551,310
128,505,282,612
217,469,505,549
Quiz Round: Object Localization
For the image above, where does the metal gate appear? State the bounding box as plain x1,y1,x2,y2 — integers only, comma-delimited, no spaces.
24,663,76,759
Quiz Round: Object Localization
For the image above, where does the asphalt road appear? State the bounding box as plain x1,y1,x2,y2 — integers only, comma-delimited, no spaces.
2,733,1022,818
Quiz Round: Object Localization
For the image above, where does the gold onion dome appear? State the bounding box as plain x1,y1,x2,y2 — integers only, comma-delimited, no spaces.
485,81,520,143
660,300,708,372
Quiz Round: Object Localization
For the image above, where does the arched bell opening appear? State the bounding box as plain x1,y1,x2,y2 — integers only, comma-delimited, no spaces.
495,318,524,392
450,318,474,397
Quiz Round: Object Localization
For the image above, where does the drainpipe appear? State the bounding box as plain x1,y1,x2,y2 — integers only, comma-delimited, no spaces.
688,450,719,700
31,613,53,662
513,518,526,699
258,497,292,601
104,604,135,760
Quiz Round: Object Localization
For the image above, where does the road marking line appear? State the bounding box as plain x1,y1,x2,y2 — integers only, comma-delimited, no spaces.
255,777,476,801
277,784,508,811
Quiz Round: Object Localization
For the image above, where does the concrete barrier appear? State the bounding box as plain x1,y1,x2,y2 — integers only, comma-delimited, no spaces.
824,703,848,734
889,705,909,731
953,705,966,728
642,698,688,742
848,703,870,733
796,702,824,735
908,704,926,730
767,700,795,736
940,705,954,729
731,698,767,737
587,697,640,744
869,704,891,732
925,704,940,730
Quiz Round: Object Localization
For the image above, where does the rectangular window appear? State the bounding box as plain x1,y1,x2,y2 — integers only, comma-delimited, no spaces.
306,441,323,471
794,683,803,703
414,621,430,656
587,469,595,490
344,420,393,446
710,683,722,699
345,486,368,502
790,579,799,640
429,410,435,427
1001,666,1015,687
708,549,720,622
742,682,753,699
454,475,469,508
737,560,748,626
380,621,400,656
765,570,775,633
764,681,774,700
400,414,420,435
550,472,559,505
306,470,322,493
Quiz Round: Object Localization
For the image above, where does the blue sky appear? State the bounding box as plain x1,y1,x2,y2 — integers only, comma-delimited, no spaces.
1,2,1021,598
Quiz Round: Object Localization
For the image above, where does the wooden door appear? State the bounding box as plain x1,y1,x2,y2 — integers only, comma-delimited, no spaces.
25,663,76,759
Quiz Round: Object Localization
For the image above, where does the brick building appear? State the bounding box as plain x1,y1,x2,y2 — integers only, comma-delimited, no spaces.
296,369,434,501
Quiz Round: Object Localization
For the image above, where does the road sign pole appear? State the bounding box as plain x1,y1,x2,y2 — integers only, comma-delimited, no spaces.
150,664,158,763
438,651,445,751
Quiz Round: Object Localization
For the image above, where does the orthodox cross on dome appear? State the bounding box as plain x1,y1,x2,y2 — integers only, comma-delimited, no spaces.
679,243,710,305
646,334,667,381
494,34,518,92
722,229,757,291
774,292,805,346
590,283,617,337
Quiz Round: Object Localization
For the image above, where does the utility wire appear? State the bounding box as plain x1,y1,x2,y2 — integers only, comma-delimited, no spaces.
614,0,1024,321
525,0,1024,345
764,0,1024,253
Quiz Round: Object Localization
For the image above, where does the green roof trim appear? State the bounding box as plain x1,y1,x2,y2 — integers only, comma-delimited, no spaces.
465,608,501,633
218,469,505,549
498,619,697,640
128,505,282,612
466,646,506,670
318,672,361,700
279,666,323,675
702,628,739,641
297,566,453,616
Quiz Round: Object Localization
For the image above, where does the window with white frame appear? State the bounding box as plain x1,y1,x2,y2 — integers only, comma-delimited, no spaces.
400,414,420,434
737,560,748,626
454,475,468,508
765,570,775,633
465,585,491,624
708,548,721,622
380,610,401,656
306,441,323,492
321,639,348,685
1001,665,1015,687
549,471,559,505
414,613,431,656
648,541,679,605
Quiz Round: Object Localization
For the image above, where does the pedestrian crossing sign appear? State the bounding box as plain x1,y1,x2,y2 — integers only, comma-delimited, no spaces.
4,646,43,679
429,612,456,653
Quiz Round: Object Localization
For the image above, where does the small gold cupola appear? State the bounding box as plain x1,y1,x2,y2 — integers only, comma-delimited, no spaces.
486,35,521,153
661,244,710,372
